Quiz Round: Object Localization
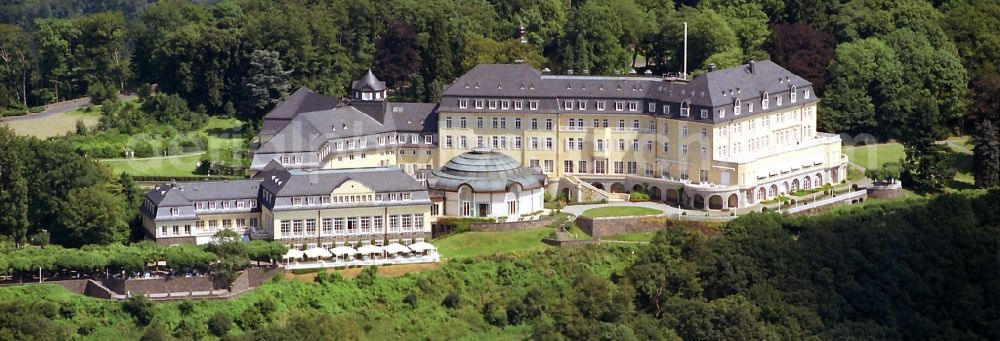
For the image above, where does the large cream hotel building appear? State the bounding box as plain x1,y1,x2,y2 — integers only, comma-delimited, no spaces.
435,60,847,209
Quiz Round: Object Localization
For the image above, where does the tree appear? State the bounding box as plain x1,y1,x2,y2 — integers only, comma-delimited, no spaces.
245,49,292,117
559,0,647,74
883,29,968,129
971,119,1000,188
0,131,29,246
375,21,422,92
833,0,948,45
123,296,156,326
56,185,128,246
0,24,33,108
656,6,741,73
460,35,547,71
819,38,903,137
207,311,232,337
765,23,836,93
708,2,770,61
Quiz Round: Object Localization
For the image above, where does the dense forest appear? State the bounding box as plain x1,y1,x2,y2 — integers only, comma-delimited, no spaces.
0,0,997,190
0,190,996,340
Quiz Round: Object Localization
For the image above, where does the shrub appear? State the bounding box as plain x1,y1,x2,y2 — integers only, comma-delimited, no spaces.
443,292,461,309
403,293,418,307
355,266,378,287
629,191,650,202
207,311,232,337
28,105,45,113
123,296,155,326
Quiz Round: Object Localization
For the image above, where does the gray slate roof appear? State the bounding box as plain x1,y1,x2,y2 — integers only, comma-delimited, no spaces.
427,148,546,192
146,180,261,207
352,69,386,91
258,165,427,198
439,60,816,123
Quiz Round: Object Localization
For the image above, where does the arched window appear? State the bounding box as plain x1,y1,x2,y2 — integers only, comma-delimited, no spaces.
790,85,797,103
761,92,769,109
734,98,741,115
680,101,690,117
459,185,473,217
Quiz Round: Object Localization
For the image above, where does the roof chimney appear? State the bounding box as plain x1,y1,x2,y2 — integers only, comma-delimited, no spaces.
748,60,756,74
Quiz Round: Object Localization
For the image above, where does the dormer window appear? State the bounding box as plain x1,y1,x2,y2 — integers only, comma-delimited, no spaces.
597,101,606,111
628,102,638,111
474,99,484,109
529,100,538,110
790,85,797,103
170,208,179,216
458,99,468,108
748,102,754,113
663,105,670,115
648,102,656,113
804,89,810,99
700,109,708,119
680,102,690,117
488,100,497,109
761,92,769,109
513,100,523,110
564,100,573,110
578,100,586,110
734,99,742,115
776,95,783,106
718,108,725,118
614,101,624,111
501,100,510,110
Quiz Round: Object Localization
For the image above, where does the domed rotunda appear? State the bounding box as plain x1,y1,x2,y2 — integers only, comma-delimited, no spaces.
427,148,546,219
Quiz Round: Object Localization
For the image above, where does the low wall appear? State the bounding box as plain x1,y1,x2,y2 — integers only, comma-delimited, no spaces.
470,214,558,232
541,238,598,247
577,215,722,238
246,267,283,287
102,276,216,296
784,190,868,217
83,280,116,299
867,183,903,199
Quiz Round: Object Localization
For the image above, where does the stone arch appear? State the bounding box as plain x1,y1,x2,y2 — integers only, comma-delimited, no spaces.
756,187,767,202
769,184,778,198
832,168,840,183
559,187,571,201
649,186,662,201
632,184,645,193
591,182,604,190
815,172,823,186
746,189,756,203
803,176,812,189
708,195,724,210
781,181,790,194
693,193,705,209
728,193,739,208
791,179,800,191
664,188,679,205
610,183,627,193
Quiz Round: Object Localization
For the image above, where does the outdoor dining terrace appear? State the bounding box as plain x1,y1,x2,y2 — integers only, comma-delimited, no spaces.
281,242,440,270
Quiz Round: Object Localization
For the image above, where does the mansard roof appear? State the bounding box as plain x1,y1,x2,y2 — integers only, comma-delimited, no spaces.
439,60,816,121
257,166,426,198
146,179,261,207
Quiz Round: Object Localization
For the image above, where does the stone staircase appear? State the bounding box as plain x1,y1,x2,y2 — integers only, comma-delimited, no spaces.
561,175,628,202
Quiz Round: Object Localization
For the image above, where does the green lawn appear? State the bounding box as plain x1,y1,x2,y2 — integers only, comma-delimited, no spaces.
98,117,246,177
3,108,101,138
843,142,906,170
434,228,552,259
100,152,206,177
581,206,663,218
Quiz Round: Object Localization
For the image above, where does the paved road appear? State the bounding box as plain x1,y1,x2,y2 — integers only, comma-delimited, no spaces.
1,95,136,122
560,201,684,217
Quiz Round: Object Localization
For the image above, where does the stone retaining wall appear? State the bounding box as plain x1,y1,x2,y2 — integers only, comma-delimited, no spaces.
470,214,558,232
541,238,598,247
102,276,216,296
577,216,722,238
867,184,903,199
